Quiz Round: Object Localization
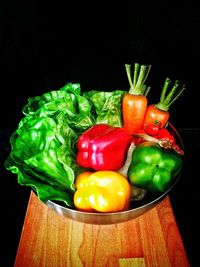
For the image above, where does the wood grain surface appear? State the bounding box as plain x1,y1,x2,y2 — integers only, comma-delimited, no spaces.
14,191,190,267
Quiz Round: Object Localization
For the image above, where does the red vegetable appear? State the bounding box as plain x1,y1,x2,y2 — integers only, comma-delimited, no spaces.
142,125,184,154
122,63,151,134
132,136,145,145
77,124,133,171
144,123,160,136
144,78,186,128
156,128,175,144
172,144,184,155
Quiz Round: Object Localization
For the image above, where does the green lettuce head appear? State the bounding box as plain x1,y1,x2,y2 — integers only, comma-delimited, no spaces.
4,83,125,206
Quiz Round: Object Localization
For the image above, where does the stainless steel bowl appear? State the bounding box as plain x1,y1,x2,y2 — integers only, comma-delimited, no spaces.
45,123,184,225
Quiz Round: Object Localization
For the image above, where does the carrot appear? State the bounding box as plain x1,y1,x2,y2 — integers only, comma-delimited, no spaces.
122,63,151,134
143,77,186,128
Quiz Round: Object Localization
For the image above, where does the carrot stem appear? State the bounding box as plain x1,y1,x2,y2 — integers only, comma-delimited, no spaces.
127,63,151,95
164,80,179,105
125,64,133,89
160,78,171,103
168,84,186,107
133,63,140,88
144,86,151,96
156,78,186,111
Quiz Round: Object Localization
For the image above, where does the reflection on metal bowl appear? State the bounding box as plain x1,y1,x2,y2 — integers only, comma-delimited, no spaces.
45,123,184,225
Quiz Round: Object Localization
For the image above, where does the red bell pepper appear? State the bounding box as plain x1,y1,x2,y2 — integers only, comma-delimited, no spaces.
77,124,133,171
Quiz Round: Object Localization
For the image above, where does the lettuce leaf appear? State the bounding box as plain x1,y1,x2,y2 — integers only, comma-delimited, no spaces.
84,90,125,127
4,83,125,206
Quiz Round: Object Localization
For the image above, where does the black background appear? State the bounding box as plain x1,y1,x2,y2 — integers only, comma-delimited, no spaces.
1,1,200,266
1,2,200,130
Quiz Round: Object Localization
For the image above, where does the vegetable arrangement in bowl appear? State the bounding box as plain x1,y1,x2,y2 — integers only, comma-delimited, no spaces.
4,63,185,215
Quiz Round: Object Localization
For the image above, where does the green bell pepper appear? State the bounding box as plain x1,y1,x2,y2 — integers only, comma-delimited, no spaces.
128,141,183,193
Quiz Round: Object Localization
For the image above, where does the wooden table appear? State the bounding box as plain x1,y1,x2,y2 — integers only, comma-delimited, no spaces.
14,191,190,267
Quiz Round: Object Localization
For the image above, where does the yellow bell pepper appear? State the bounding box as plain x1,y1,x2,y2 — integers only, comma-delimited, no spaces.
74,171,131,212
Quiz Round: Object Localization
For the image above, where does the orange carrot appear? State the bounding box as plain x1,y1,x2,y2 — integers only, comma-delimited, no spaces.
143,77,186,128
122,63,151,134
143,104,169,128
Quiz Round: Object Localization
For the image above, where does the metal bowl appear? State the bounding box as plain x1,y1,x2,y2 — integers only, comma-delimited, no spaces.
45,123,184,225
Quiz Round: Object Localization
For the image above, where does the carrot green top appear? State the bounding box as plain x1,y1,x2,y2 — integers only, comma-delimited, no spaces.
156,77,186,111
125,63,151,96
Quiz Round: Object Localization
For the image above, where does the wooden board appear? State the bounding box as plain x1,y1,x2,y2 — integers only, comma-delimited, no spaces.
14,191,190,267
